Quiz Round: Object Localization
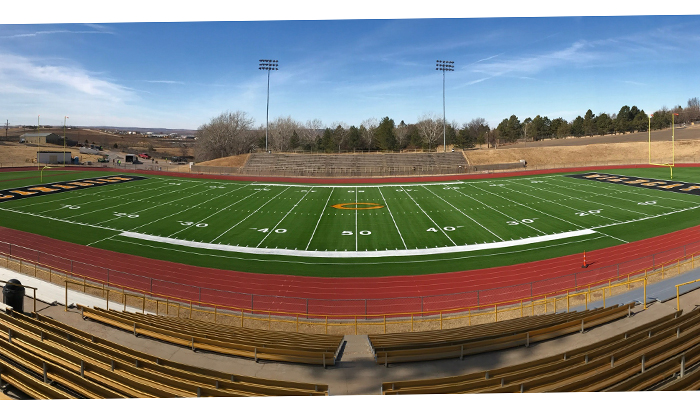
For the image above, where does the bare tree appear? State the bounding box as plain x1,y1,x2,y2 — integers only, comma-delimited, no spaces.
304,119,324,146
268,116,304,152
194,111,256,161
415,114,442,151
360,117,378,150
686,97,700,123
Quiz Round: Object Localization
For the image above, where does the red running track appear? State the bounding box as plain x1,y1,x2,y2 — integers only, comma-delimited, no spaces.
1,165,700,316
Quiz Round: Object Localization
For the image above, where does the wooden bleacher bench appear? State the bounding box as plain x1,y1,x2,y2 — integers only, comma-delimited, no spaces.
0,310,329,396
372,303,633,365
78,305,341,366
381,308,700,393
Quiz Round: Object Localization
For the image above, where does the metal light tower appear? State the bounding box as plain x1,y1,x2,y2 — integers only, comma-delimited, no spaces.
63,116,69,162
259,59,279,152
436,60,454,152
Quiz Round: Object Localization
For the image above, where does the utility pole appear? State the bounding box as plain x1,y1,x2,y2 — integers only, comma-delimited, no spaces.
5,120,7,138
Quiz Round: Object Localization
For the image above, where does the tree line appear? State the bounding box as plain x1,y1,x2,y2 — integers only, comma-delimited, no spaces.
194,97,700,162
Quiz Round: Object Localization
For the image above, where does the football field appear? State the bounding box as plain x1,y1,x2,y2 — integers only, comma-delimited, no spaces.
1,167,700,277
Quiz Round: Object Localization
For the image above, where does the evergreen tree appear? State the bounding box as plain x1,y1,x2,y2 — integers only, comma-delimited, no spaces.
375,117,397,151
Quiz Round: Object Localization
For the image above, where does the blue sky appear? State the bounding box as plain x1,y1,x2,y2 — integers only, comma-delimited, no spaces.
2,2,700,130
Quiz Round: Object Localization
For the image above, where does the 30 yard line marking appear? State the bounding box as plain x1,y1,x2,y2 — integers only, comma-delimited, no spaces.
210,186,291,243
257,187,312,247
305,187,335,251
422,185,506,240
86,183,253,246
168,187,262,238
378,187,407,249
400,185,456,246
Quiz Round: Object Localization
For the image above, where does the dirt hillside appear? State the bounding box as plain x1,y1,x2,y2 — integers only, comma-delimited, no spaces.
197,153,250,167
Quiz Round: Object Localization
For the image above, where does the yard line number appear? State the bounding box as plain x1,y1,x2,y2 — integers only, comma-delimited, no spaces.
178,221,208,228
506,218,538,226
576,209,602,217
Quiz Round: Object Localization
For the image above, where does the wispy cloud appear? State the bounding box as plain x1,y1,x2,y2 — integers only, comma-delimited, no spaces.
467,53,504,66
144,80,185,85
0,29,114,39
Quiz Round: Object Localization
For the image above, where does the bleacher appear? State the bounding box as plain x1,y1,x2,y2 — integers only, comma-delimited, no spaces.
370,303,633,365
382,307,700,393
78,305,344,366
0,308,330,397
239,152,471,177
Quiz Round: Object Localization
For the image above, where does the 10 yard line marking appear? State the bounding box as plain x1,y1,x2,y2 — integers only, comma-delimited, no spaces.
400,185,456,246
305,187,335,250
211,186,292,243
551,175,700,205
541,179,676,210
378,187,407,249
511,180,649,217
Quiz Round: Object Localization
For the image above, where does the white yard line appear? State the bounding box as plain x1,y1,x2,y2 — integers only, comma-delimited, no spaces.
0,206,120,232
355,187,358,251
400,185,456,246
553,175,700,205
257,188,312,247
423,186,521,240
377,187,407,249
63,182,181,219
8,177,155,209
542,179,676,210
511,180,649,217
249,182,462,188
86,184,255,246
167,187,260,238
495,181,622,224
210,186,292,243
467,183,587,230
120,229,597,258
305,188,335,251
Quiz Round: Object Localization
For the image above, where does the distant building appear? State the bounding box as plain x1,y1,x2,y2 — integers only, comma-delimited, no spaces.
20,132,62,145
37,151,72,164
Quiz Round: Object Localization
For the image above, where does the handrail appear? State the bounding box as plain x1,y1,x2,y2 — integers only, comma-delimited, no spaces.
0,279,38,314
1,245,697,332
676,277,700,311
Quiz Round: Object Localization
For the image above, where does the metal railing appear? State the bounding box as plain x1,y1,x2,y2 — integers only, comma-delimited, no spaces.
2,241,698,334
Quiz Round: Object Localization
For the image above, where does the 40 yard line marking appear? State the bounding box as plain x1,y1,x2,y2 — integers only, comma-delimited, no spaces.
305,187,335,251
400,185,456,246
210,186,292,243
257,187,312,247
423,185,508,240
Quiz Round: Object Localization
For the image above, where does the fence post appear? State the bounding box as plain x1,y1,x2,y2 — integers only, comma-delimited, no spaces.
440,311,443,330
495,304,498,322
384,315,386,333
64,280,68,312
214,306,217,324
677,286,680,311
325,316,328,334
643,278,647,310
189,300,192,319
520,300,523,317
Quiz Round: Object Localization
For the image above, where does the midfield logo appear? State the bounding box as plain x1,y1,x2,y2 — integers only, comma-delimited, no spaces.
0,175,147,203
566,173,700,195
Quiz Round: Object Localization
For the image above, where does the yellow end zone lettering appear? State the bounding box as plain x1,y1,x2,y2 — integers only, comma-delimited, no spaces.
28,187,60,193
67,182,93,187
680,186,700,192
0,195,14,200
657,183,684,189
51,184,77,189
9,190,37,196
641,181,667,187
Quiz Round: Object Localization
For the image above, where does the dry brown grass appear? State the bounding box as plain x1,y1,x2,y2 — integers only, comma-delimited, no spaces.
0,142,102,166
464,140,700,168
197,153,251,167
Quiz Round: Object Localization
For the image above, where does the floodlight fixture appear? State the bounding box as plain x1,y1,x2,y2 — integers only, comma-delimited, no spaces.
436,60,454,152
259,59,279,152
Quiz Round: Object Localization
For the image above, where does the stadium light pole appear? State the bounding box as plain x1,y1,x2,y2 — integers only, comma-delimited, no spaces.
436,60,454,153
259,59,279,153
63,116,69,163
648,113,653,165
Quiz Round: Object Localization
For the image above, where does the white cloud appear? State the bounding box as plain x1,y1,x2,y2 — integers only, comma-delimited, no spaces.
0,29,114,39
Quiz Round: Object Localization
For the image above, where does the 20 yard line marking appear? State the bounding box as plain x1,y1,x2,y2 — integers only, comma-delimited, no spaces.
400,185,456,246
378,187,407,249
305,187,335,250
86,183,253,246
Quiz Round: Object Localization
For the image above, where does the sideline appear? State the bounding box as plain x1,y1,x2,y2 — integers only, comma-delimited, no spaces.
119,229,598,258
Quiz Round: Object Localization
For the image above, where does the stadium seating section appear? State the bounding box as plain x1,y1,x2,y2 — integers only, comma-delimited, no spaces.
382,307,700,393
78,305,344,366
370,303,633,365
0,308,330,397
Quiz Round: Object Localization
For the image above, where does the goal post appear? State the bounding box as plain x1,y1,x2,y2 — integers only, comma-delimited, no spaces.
648,112,678,179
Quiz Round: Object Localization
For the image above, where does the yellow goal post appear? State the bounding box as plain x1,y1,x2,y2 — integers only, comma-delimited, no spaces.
648,112,678,179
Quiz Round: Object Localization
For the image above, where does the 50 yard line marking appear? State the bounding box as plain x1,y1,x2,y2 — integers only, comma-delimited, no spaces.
378,187,407,249
305,187,335,250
